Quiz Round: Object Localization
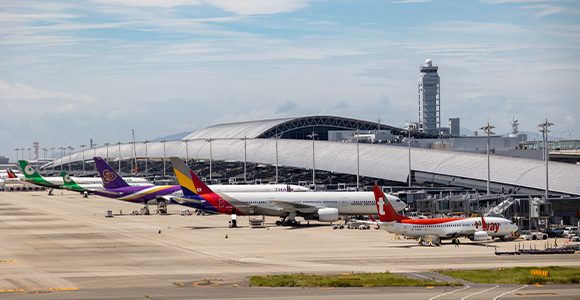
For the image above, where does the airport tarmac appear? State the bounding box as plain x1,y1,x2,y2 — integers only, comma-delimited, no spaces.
1,191,579,299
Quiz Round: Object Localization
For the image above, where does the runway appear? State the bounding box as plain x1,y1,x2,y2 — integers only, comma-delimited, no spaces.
1,191,579,299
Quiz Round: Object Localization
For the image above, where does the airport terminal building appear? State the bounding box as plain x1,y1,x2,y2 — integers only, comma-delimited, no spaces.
49,115,580,199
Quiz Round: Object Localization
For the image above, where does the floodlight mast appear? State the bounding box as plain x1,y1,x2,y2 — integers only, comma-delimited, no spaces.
538,119,554,200
307,132,318,189
480,122,495,195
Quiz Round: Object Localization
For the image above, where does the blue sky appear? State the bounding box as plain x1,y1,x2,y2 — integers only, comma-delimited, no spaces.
1,0,579,161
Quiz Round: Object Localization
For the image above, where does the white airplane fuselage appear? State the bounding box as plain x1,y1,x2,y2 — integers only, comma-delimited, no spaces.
381,216,518,240
217,191,406,215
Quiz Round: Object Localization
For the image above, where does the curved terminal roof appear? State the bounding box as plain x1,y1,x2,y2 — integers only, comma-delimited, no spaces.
51,116,580,196
184,117,295,140
184,115,433,141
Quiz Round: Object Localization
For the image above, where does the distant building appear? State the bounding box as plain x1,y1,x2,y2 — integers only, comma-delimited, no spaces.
418,59,440,135
448,118,460,136
0,156,9,164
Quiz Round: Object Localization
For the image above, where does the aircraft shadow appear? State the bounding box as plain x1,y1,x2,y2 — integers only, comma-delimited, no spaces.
279,224,331,230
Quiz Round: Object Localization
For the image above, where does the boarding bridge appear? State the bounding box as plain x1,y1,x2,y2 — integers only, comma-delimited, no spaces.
486,197,516,217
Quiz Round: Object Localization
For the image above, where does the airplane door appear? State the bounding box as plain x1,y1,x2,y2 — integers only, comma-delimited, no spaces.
342,198,350,213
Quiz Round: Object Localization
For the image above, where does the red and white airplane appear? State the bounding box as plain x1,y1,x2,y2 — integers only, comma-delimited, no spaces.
370,186,518,241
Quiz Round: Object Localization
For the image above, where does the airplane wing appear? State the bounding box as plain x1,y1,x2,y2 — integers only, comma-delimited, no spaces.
441,228,477,238
172,197,206,205
94,190,124,196
269,200,318,213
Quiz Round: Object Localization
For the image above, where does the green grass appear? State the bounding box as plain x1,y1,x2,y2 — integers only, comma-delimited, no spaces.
438,266,580,285
248,272,462,288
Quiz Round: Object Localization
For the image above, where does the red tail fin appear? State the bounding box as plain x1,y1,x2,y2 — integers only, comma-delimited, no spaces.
7,168,17,179
372,186,408,222
481,215,487,231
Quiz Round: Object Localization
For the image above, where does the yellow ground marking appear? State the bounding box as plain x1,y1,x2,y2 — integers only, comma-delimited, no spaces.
0,267,37,291
426,286,434,289
49,288,78,291
515,293,557,296
0,260,24,264
0,289,25,293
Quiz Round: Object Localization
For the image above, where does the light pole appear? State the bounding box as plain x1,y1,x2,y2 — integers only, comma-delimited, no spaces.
183,139,189,167
20,148,25,161
538,119,554,200
275,135,280,184
80,144,86,173
355,130,360,190
67,146,74,172
92,143,97,171
162,140,167,177
14,148,18,163
480,122,495,195
59,147,65,171
307,131,318,189
129,141,134,175
144,141,149,178
42,148,47,175
243,136,247,183
207,138,213,183
402,129,412,188
50,147,55,173
27,148,31,160
104,142,110,162
117,141,121,173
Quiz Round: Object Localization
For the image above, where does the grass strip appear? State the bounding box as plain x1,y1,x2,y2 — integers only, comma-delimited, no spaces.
438,266,580,285
249,272,462,288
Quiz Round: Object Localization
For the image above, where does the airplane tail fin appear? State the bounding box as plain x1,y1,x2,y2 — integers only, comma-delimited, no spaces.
7,168,18,179
481,215,487,231
170,157,214,196
61,171,76,187
372,185,409,222
18,160,41,179
93,157,129,189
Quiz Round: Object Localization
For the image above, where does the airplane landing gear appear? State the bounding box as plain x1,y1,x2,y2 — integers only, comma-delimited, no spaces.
275,218,299,226
276,211,300,226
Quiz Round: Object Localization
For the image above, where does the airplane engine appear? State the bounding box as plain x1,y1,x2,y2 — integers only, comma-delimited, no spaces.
468,231,489,241
317,208,339,222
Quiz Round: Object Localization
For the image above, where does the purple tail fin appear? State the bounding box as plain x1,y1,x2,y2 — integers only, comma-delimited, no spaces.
94,157,129,189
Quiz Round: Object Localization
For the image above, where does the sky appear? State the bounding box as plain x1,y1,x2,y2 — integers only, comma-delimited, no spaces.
1,0,579,161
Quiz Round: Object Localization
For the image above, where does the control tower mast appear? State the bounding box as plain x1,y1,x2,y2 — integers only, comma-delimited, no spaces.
418,59,440,135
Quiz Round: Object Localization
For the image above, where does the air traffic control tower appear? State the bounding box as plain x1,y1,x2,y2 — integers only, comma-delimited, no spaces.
418,59,440,135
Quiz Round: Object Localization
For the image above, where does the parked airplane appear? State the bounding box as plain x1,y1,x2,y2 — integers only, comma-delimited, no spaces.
170,157,406,226
92,157,306,213
60,171,102,194
0,168,25,186
368,185,518,241
18,160,65,189
93,157,182,214
18,160,153,191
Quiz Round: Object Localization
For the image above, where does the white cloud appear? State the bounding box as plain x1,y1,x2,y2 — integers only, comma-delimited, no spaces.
90,0,201,8
522,4,564,19
392,0,431,3
425,21,525,35
0,80,95,102
203,0,317,15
